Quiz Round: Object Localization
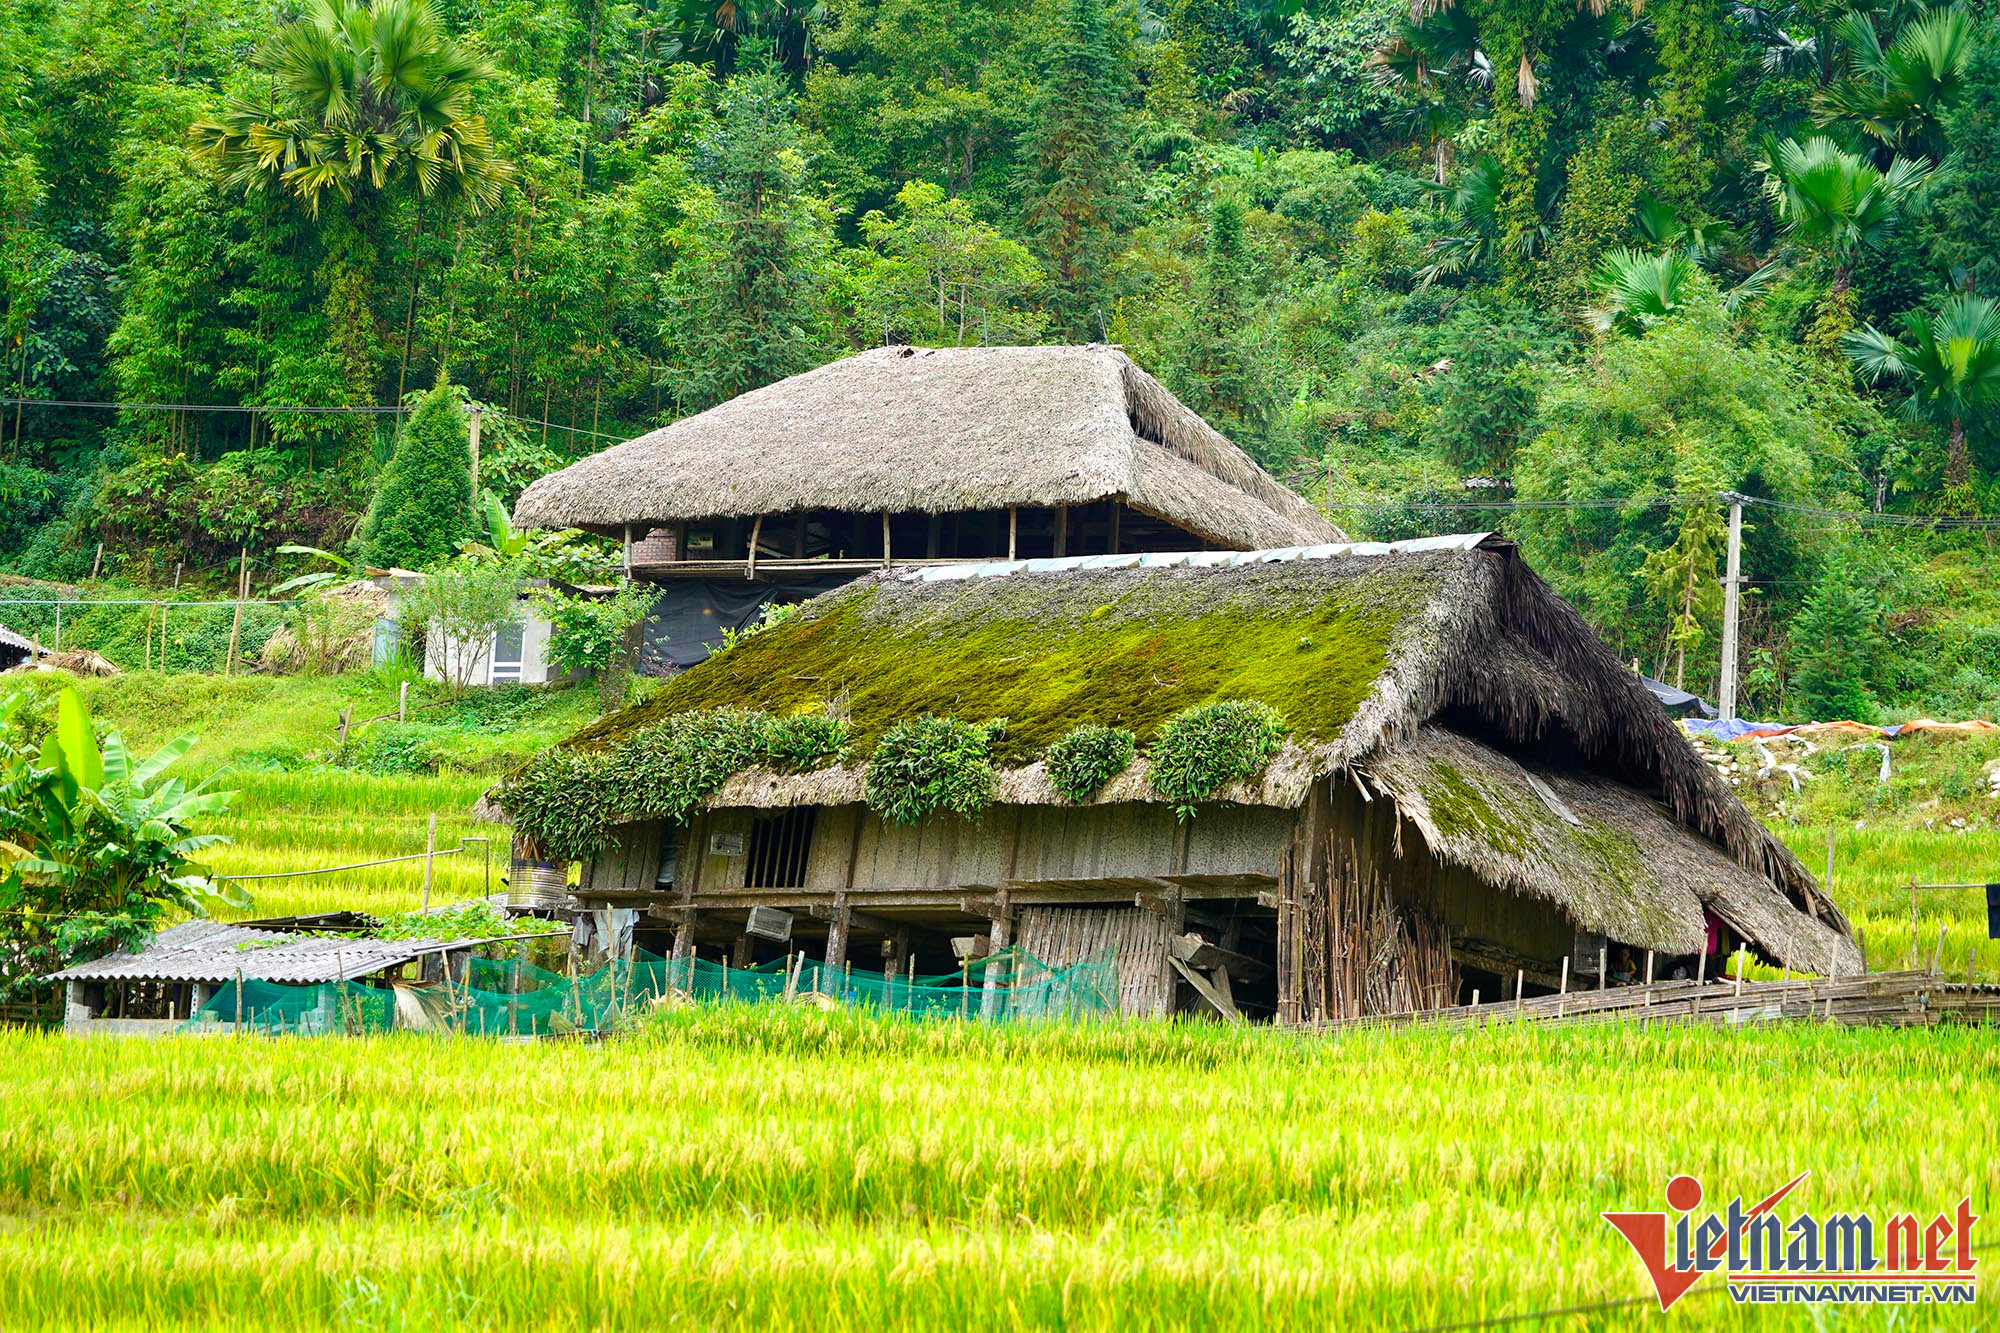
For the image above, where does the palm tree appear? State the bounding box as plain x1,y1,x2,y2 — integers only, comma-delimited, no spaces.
1589,249,1698,334
1757,136,1930,288
1368,9,1489,184
1815,6,1974,162
190,0,511,218
1844,295,2000,492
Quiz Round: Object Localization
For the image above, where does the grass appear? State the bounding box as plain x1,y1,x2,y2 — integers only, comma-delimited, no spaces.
0,1009,1992,1330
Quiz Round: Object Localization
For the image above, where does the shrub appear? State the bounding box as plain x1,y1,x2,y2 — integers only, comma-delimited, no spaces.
762,714,850,771
339,724,447,775
1148,701,1287,818
864,715,1002,825
1046,724,1136,803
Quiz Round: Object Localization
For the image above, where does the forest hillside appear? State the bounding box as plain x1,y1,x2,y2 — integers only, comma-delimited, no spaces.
2,0,1998,721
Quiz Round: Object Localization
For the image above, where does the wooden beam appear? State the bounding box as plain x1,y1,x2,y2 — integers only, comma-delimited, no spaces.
1007,507,1017,560
824,893,851,968
1170,957,1244,1024
881,510,891,569
746,514,763,581
1168,931,1271,982
1053,505,1068,557
1108,502,1121,554
808,902,902,937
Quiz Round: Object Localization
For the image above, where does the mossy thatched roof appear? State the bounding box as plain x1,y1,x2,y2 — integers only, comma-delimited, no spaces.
1363,727,1861,974
511,345,1342,551
521,535,1850,958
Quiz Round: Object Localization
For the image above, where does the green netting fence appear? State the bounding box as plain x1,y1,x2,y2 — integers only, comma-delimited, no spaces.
183,945,1117,1036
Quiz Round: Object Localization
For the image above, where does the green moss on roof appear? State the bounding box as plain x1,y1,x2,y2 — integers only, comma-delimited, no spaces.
567,558,1443,765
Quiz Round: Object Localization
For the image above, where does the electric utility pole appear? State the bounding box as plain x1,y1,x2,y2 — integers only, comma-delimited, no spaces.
1718,492,1745,721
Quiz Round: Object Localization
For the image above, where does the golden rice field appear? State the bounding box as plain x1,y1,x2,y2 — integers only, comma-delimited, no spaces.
205,770,510,920
0,1011,1993,1331
1775,825,2000,983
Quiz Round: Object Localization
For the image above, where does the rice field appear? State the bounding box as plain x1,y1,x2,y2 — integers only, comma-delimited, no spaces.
204,769,510,920
1,1010,1992,1331
1776,825,2000,982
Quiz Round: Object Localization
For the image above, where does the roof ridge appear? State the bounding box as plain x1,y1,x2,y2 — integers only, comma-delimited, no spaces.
896,533,1497,584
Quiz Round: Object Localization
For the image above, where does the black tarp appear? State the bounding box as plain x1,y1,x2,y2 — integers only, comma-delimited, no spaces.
639,574,856,672
1641,676,1718,719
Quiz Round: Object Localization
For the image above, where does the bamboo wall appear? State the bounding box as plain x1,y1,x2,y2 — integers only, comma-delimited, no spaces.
1016,907,1174,1016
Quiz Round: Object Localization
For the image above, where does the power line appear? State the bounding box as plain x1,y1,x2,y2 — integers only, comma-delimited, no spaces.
1312,490,2000,530
0,397,625,441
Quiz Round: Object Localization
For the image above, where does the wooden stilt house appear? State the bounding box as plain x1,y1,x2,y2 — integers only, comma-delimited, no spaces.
497,535,1859,1022
510,344,1344,671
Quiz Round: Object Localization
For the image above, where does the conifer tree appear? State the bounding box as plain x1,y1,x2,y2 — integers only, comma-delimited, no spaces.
360,382,474,569
1169,199,1259,436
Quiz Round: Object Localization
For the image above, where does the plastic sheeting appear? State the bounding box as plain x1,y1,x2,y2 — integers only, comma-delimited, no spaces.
1683,717,2000,743
638,574,852,671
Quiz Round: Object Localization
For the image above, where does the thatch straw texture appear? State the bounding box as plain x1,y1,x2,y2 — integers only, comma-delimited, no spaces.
1363,727,1862,975
512,344,1341,550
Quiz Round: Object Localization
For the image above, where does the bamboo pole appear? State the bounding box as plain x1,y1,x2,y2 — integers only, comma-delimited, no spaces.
224,548,248,676
234,967,243,1033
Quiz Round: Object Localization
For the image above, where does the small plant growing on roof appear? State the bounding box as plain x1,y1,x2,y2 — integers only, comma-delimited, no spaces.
507,748,623,864
1148,700,1287,819
761,713,850,771
1045,724,1136,804
613,708,774,823
508,708,853,863
864,715,1004,825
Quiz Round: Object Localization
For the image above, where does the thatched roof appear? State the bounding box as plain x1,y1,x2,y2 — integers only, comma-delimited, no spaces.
522,534,1852,968
1363,727,1857,974
512,345,1342,550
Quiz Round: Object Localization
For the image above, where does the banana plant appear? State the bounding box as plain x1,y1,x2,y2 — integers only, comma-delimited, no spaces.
458,489,533,561
268,543,357,596
1,687,245,929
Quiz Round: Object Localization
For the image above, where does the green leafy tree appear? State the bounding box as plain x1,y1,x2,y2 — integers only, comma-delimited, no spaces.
1017,0,1134,339
0,689,240,1001
1843,295,2000,499
1512,306,1852,666
399,555,527,691
529,581,657,710
360,382,474,568
851,180,1044,346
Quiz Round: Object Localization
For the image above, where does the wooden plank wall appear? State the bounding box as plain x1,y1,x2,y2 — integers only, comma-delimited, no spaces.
843,802,1290,891
583,821,664,894
590,802,1292,900
1016,907,1173,1016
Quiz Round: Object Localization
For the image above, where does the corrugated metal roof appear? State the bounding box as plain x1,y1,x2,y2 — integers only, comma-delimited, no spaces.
0,621,42,655
899,534,1497,584
46,920,473,985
